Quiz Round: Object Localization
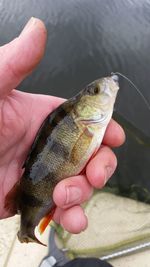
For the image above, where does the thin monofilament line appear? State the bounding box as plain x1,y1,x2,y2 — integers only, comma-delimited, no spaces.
111,72,150,111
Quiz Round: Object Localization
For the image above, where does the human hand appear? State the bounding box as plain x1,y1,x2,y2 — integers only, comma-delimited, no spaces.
0,18,125,234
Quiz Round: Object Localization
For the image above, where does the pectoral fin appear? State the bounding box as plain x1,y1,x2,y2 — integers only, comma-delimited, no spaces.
70,127,94,165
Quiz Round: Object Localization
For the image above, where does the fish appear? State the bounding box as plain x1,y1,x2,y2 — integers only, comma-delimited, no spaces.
5,74,119,245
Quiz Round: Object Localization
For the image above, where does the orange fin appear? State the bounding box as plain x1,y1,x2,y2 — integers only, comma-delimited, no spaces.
4,181,20,215
38,206,56,234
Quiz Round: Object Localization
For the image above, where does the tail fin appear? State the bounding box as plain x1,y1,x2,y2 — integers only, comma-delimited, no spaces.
17,229,47,246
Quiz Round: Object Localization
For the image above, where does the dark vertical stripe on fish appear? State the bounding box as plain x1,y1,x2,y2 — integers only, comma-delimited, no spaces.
49,104,69,127
48,139,69,159
24,104,71,167
21,191,43,207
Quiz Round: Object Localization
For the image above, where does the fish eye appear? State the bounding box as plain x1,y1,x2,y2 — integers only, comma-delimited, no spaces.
94,86,100,94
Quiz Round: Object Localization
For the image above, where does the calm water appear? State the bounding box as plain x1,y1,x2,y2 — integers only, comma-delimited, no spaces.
0,0,150,199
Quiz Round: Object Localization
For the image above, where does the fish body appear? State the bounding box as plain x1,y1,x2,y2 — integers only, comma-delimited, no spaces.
14,75,119,244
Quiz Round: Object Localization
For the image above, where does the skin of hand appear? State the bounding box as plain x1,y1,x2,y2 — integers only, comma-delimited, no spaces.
0,18,125,233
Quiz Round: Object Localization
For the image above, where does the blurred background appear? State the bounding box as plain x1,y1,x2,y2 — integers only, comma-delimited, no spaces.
1,0,150,266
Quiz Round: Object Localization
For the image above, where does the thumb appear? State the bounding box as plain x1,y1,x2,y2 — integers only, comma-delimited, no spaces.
0,17,47,98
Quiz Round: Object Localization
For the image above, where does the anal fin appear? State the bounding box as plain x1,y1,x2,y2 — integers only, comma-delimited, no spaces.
38,206,56,234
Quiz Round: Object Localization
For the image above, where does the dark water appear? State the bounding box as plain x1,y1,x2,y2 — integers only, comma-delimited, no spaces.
1,0,150,201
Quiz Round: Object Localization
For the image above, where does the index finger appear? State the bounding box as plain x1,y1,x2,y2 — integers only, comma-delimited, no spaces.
102,119,125,147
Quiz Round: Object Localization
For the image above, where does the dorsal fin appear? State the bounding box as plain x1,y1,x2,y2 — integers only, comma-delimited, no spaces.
4,181,20,215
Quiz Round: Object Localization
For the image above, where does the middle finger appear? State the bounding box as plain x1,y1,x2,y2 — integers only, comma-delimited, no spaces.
53,175,93,209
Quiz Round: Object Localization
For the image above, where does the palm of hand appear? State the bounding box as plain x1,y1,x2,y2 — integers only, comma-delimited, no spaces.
0,90,62,218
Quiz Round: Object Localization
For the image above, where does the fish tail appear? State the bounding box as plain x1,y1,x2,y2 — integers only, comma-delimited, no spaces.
17,229,47,246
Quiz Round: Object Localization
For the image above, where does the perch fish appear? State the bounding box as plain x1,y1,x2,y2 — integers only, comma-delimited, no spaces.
6,74,119,244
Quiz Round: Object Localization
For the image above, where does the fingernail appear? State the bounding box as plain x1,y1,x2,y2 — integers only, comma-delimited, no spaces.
21,17,37,35
65,186,82,205
104,166,114,184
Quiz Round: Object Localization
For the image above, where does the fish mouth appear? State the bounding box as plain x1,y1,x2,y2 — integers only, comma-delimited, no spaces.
111,74,119,83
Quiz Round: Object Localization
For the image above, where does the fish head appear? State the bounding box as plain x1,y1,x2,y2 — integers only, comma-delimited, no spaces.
74,74,119,124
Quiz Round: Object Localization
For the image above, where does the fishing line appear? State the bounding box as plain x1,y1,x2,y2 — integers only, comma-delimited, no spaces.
111,72,150,111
